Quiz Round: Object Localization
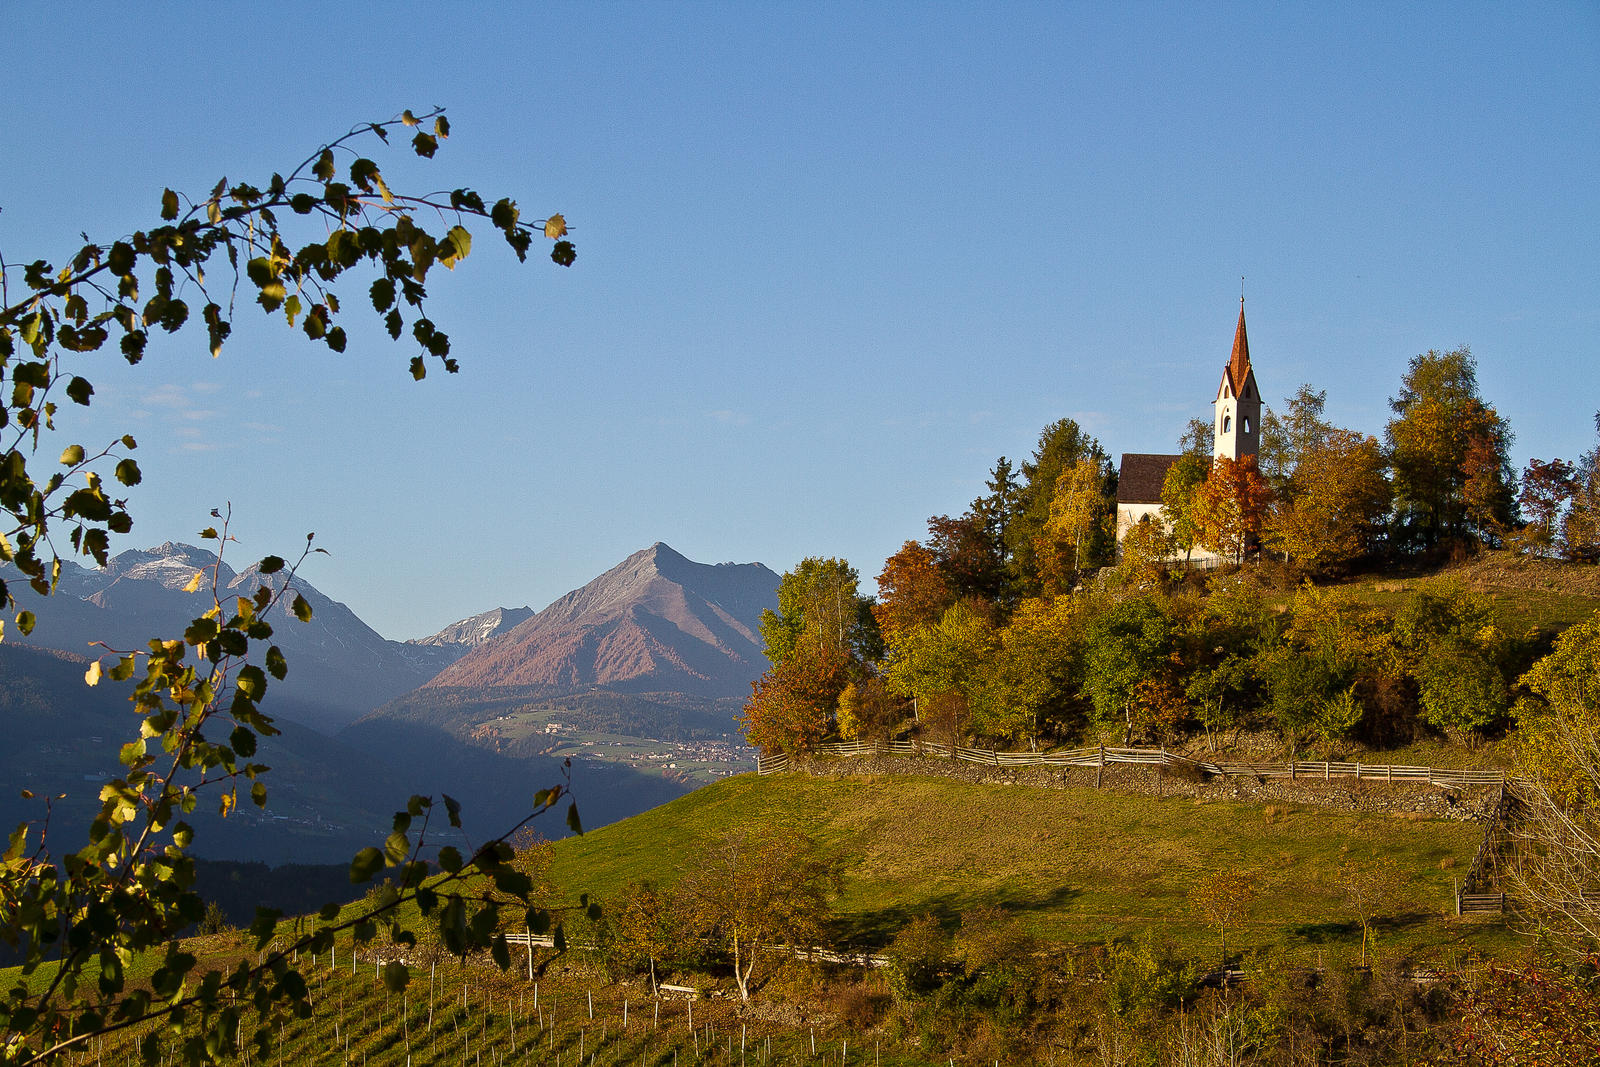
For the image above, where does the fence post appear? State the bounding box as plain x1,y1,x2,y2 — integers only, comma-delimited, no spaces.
1096,745,1105,788
1290,760,1297,781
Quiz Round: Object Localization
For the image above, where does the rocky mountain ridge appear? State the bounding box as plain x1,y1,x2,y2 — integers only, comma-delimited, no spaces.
420,542,779,698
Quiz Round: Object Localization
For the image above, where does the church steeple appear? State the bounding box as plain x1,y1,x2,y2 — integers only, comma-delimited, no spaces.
1227,300,1250,394
1212,299,1261,462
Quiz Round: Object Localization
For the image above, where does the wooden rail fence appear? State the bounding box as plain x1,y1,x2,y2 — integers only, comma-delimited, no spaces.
756,740,1506,789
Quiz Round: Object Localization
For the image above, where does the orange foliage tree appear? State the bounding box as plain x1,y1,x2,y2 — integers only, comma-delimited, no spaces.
1266,428,1390,569
1193,455,1272,564
739,646,851,757
873,540,952,642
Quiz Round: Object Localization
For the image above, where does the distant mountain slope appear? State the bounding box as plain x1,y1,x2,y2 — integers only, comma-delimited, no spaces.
423,543,779,698
0,642,395,864
410,606,535,651
2,543,463,732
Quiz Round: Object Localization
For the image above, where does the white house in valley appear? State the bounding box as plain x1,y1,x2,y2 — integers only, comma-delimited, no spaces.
1114,301,1262,555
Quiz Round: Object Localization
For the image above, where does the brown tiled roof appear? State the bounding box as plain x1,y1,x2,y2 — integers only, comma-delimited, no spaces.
1117,453,1183,504
1226,302,1251,394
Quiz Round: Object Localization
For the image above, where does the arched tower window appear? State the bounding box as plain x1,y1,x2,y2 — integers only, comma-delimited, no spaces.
1222,414,1232,433
1243,415,1252,434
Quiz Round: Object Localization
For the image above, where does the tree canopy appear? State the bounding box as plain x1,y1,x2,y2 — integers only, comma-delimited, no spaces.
0,110,578,1066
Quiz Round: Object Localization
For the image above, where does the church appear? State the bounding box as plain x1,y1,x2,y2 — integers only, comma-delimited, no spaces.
1113,301,1261,561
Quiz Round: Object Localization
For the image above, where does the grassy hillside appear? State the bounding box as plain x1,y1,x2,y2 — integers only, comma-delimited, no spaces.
550,770,1510,961
1331,550,1600,633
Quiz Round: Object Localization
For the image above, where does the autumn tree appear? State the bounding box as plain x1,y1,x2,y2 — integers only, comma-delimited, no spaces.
1386,346,1515,548
1257,384,1334,501
1158,452,1208,564
976,594,1083,745
0,112,579,1065
1192,455,1272,564
759,556,879,667
740,644,851,756
1396,584,1515,744
1266,428,1391,570
1461,419,1520,544
1180,577,1272,749
1005,419,1113,591
745,557,878,753
1080,596,1173,742
916,513,1003,609
678,828,836,1002
1255,584,1395,753
1562,413,1600,562
1341,857,1405,965
882,599,997,742
1518,457,1577,557
835,676,907,742
1115,515,1172,587
1189,868,1258,967
1509,616,1600,953
1035,457,1109,594
873,540,952,642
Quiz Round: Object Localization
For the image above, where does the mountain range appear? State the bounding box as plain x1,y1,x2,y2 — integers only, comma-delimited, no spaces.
0,540,779,862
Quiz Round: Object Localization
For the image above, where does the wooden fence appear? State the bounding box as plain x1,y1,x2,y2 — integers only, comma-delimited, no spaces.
756,739,1506,789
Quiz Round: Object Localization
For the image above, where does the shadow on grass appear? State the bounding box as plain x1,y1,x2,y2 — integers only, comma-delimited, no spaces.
835,884,1083,947
1289,911,1436,945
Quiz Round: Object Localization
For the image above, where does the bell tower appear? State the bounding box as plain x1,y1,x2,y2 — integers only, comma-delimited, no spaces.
1212,299,1260,462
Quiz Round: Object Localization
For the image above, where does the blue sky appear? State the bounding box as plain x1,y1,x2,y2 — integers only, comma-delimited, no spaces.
4,3,1596,639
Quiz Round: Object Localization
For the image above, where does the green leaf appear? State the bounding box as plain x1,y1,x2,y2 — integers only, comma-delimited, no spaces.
379,959,409,991
60,444,85,466
412,132,438,158
349,847,384,884
383,829,409,865
230,726,257,758
265,645,288,680
440,225,472,269
436,846,463,873
566,801,583,835
17,611,35,636
312,149,336,182
184,617,220,646
249,908,281,949
443,793,462,828
66,377,94,405
114,458,142,486
107,242,135,276
258,555,285,574
369,277,396,312
5,824,29,863
161,189,180,220
236,664,267,699
292,594,313,622
490,934,510,970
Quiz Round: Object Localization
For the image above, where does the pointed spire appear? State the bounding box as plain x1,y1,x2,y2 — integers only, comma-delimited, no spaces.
1228,298,1250,392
